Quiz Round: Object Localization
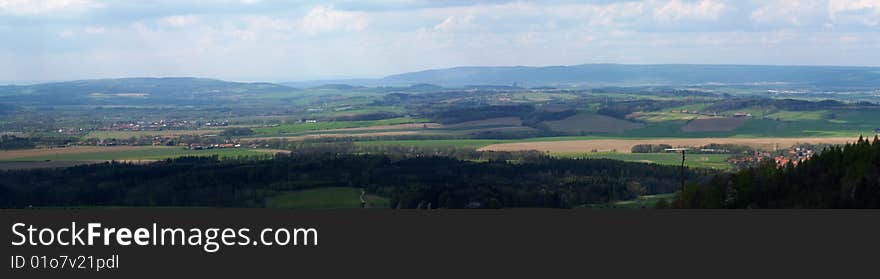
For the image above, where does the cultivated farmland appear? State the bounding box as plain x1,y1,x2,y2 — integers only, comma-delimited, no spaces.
478,137,857,153
543,114,644,134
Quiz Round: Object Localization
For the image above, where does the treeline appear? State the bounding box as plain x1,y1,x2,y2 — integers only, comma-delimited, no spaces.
0,135,35,150
0,135,78,150
0,154,712,209
683,136,880,208
430,105,533,124
631,143,752,154
631,144,673,153
597,100,684,119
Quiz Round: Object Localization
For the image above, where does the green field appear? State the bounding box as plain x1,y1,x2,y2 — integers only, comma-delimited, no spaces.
253,117,428,135
580,193,677,209
265,187,390,209
0,147,275,162
611,193,676,208
312,106,407,117
85,129,221,140
543,113,644,134
355,139,515,150
553,152,732,169
765,110,829,121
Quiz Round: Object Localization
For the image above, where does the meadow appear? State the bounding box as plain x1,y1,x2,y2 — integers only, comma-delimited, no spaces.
85,129,222,140
479,137,856,154
0,146,279,162
580,193,677,209
355,139,515,150
552,152,732,169
253,117,428,135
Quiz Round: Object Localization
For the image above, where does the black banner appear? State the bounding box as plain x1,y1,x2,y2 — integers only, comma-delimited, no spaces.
2,209,879,278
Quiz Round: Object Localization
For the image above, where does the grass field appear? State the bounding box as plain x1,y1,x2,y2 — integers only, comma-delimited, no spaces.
253,117,428,135
85,129,222,140
553,152,732,169
766,110,829,121
355,139,515,150
479,137,857,153
265,187,390,209
633,111,698,122
613,193,676,208
0,146,279,162
543,113,644,134
681,117,746,132
580,193,676,209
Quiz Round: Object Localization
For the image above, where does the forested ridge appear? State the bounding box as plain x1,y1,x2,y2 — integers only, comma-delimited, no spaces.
685,136,880,208
0,154,708,209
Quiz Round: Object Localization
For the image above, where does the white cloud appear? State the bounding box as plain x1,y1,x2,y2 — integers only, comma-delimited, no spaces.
750,0,825,27
58,30,74,38
84,26,105,34
299,6,368,34
433,15,475,32
653,0,727,22
158,15,200,28
4,0,880,81
829,0,880,17
0,0,103,15
828,0,880,25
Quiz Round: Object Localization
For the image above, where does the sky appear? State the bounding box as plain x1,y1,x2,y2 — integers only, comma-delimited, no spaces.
1,0,880,83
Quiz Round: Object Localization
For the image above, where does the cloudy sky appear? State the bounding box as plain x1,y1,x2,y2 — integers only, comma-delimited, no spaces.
1,0,879,83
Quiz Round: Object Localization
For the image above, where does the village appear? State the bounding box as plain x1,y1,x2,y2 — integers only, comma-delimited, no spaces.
727,145,818,169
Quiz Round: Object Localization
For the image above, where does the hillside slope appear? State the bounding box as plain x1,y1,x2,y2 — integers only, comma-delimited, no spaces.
0,77,295,105
381,64,880,87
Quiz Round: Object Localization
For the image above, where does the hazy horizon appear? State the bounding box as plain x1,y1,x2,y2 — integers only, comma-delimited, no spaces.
3,0,880,82
3,62,880,85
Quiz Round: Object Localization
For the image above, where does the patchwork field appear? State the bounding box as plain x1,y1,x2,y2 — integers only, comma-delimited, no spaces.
445,117,523,128
252,117,428,135
244,131,425,142
543,114,644,134
553,152,732,169
681,117,747,132
356,139,514,150
479,137,857,153
0,146,284,162
0,146,150,160
85,129,222,139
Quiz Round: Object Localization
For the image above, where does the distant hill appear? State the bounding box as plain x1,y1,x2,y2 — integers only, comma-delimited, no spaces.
0,77,294,105
309,84,364,90
379,64,880,87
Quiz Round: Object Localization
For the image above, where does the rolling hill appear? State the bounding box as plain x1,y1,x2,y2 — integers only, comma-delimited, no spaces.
0,77,295,105
380,64,880,87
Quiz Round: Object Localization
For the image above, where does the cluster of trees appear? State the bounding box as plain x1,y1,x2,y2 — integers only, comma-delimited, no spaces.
631,143,751,154
631,144,673,153
430,105,533,124
597,100,683,119
0,153,711,209
0,135,35,150
684,136,880,208
0,135,79,149
695,144,751,154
